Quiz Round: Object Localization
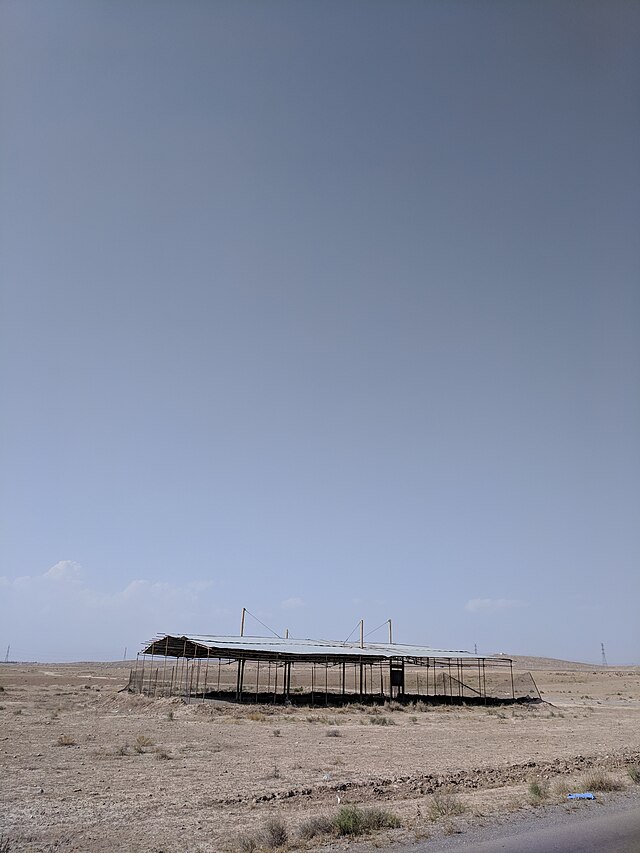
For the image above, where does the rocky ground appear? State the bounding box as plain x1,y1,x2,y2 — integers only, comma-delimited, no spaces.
1,660,639,851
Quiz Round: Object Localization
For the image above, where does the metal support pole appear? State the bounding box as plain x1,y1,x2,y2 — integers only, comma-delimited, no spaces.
202,647,210,702
162,637,169,696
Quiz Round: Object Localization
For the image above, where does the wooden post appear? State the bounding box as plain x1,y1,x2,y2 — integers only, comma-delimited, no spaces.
240,607,246,637
255,660,260,702
510,660,515,699
388,619,392,644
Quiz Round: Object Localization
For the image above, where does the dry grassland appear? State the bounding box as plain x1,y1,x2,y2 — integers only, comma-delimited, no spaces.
1,659,639,852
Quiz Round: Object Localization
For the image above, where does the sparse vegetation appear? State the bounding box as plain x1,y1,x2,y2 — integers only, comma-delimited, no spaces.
261,816,288,848
334,805,400,836
326,727,341,737
272,728,281,737
298,814,335,839
528,780,548,803
581,771,625,792
134,734,154,754
237,833,257,852
56,734,76,746
368,714,395,725
155,747,171,760
628,765,640,784
0,833,11,853
553,779,572,797
248,711,266,722
428,790,467,821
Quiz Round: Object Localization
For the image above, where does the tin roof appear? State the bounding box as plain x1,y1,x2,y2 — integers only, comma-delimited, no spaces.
142,634,510,664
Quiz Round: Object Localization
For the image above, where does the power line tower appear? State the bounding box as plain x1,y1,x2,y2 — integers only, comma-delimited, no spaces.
601,642,608,667
4,645,9,664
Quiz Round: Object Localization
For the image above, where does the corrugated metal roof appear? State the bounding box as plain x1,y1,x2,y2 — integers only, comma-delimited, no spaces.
143,634,510,663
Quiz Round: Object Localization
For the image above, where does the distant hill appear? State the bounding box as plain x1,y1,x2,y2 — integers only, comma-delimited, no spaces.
497,654,640,671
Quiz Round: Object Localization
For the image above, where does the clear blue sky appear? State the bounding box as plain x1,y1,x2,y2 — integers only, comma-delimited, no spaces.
1,1,638,664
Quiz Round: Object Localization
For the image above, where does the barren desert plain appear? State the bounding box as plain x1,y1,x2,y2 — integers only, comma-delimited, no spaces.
1,657,640,852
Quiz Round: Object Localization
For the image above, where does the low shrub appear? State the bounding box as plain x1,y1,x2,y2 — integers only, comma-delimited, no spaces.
56,734,76,747
248,711,266,722
334,805,400,836
528,780,548,803
428,790,467,821
581,772,625,792
298,814,335,840
628,765,640,784
368,715,395,726
261,816,288,848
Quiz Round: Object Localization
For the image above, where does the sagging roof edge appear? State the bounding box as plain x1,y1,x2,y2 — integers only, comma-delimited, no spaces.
140,634,512,664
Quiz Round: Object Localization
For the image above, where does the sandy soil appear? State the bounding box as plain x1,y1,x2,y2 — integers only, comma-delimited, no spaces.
1,660,639,852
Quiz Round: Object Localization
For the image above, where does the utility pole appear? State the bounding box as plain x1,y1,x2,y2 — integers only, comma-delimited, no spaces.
240,607,246,637
388,619,393,644
601,643,608,667
4,645,9,664
123,647,127,661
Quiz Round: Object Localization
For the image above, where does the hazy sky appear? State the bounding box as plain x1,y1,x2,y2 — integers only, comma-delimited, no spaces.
1,1,639,664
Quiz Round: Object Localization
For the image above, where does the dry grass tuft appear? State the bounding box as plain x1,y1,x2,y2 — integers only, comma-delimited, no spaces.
248,711,266,722
334,804,400,835
298,814,335,840
261,816,288,848
427,790,467,821
528,780,548,804
628,765,640,784
581,771,625,792
368,715,395,726
56,734,76,747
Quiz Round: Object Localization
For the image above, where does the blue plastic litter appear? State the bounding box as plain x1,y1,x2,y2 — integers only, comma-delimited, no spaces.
567,793,595,800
